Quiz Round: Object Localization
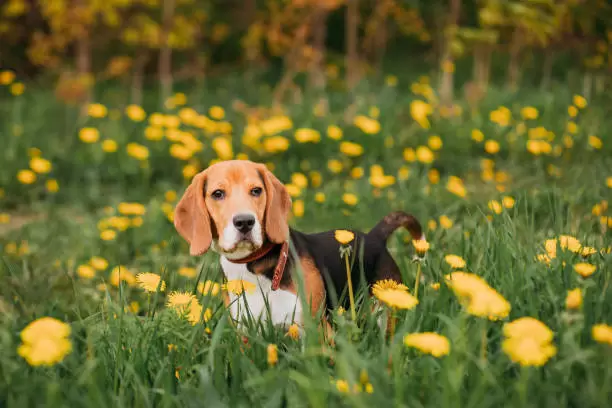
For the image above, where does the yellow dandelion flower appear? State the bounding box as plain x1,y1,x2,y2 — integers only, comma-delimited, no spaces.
410,100,432,129
0,70,15,85
502,336,556,367
102,139,118,152
335,379,349,393
484,140,500,154
520,106,538,120
568,105,578,117
45,179,59,193
224,280,257,295
334,230,354,245
372,279,409,296
267,344,278,366
404,332,450,357
212,137,233,160
179,266,197,278
592,324,612,345
342,193,358,206
428,169,440,184
373,288,418,310
588,135,602,149
295,128,321,143
503,317,554,344
444,254,466,269
465,287,511,321
327,125,343,140
18,317,72,367
559,235,582,253
573,262,596,278
125,104,146,121
262,136,290,153
17,169,37,184
573,95,587,109
29,157,52,174
416,146,434,164
566,121,578,134
565,288,582,310
209,106,225,120
471,129,484,142
167,291,197,309
198,280,221,296
398,166,410,180
79,127,100,143
291,173,308,189
339,141,364,157
87,103,107,118
502,196,515,208
314,192,325,203
403,147,416,162
100,229,116,241
170,144,194,160
489,107,511,127
581,246,597,257
386,75,398,86
144,126,164,141
488,200,503,214
109,266,136,287
428,135,443,150
77,264,96,279
136,272,166,292
412,239,430,255
353,115,381,134
293,199,304,217
118,202,146,216
126,143,149,160
89,256,108,270
439,215,453,229
446,176,467,198
286,323,300,340
444,272,491,297
10,82,24,96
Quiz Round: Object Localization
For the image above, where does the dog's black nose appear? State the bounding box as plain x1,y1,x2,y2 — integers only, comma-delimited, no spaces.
233,213,256,234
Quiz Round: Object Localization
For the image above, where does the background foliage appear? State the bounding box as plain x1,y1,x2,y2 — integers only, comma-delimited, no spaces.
1,0,611,407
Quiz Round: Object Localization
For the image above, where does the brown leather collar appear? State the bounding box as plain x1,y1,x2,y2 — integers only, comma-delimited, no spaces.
228,241,289,291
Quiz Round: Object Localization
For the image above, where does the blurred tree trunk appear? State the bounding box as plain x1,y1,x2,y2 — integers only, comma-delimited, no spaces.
131,51,148,106
541,48,554,89
363,0,391,73
438,0,461,107
75,0,91,114
308,7,329,92
506,27,523,91
345,0,359,90
159,0,176,107
473,43,492,90
76,36,91,112
273,24,308,107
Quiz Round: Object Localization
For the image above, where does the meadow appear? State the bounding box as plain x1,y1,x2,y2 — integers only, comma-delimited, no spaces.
0,67,611,408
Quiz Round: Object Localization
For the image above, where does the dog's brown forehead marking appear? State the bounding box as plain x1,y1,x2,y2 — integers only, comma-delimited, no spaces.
205,161,263,192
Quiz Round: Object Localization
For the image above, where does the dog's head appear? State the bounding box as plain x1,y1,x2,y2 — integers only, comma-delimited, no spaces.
174,160,292,260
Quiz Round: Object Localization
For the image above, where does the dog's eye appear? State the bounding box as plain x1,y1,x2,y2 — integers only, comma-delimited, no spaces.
211,189,225,200
250,187,263,197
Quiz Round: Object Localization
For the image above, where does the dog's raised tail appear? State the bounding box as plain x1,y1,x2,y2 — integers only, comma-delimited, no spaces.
367,211,425,243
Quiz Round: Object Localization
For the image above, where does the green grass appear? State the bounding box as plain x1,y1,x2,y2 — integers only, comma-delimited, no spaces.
0,69,611,407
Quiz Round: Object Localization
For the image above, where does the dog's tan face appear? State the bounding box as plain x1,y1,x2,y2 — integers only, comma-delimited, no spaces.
174,160,292,260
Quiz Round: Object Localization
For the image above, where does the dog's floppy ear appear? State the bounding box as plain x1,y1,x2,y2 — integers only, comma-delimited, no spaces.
257,164,292,243
174,171,212,256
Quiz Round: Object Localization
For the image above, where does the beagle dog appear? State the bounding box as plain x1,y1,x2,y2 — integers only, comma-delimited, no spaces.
174,160,424,332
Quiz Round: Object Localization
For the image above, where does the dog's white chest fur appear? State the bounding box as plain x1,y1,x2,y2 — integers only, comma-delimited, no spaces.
220,257,302,327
